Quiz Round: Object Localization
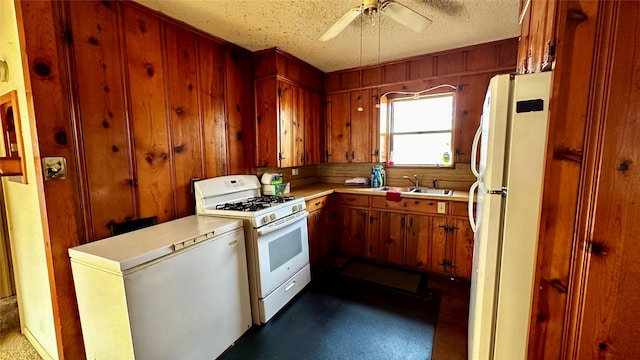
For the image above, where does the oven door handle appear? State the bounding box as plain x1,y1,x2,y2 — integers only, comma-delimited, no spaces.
256,211,309,236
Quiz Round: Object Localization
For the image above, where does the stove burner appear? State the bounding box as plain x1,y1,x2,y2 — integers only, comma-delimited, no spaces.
215,195,296,212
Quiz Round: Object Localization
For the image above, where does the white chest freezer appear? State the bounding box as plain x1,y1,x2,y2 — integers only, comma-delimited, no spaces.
69,215,252,360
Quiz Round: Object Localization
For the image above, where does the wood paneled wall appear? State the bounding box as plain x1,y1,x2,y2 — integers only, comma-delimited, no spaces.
325,38,518,93
324,38,519,164
523,1,640,359
18,1,255,358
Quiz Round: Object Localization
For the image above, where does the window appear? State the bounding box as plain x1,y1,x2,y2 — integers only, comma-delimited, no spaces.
387,93,454,166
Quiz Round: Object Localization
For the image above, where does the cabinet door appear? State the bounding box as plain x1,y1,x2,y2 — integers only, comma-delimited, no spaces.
350,89,373,163
291,85,305,167
431,216,450,273
278,80,294,168
405,214,433,270
377,211,406,265
326,92,350,163
337,207,368,257
368,210,382,259
304,90,322,165
307,210,321,264
255,77,278,167
451,218,474,279
456,73,491,163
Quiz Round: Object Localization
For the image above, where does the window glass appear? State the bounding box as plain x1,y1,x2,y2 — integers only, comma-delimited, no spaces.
389,93,454,166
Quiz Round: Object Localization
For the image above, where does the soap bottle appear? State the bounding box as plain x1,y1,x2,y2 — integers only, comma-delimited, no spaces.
371,167,381,188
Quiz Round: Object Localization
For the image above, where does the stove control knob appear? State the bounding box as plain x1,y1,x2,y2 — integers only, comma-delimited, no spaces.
292,206,298,212
261,216,269,225
298,204,304,211
270,214,277,221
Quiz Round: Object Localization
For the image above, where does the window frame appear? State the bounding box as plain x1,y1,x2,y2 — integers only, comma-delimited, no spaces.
381,91,457,168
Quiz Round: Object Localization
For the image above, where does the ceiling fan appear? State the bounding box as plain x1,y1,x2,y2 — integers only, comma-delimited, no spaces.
320,0,433,41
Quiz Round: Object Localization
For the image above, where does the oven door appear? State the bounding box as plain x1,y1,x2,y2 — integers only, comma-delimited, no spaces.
256,212,309,297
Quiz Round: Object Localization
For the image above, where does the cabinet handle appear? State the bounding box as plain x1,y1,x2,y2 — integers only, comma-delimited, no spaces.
345,151,349,161
346,197,356,201
351,151,354,160
401,217,405,228
409,217,413,227
314,201,321,206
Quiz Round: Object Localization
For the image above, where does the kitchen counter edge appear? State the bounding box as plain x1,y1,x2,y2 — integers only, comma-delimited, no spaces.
289,184,471,202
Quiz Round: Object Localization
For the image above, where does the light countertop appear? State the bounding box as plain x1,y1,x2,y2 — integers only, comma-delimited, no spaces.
288,183,470,203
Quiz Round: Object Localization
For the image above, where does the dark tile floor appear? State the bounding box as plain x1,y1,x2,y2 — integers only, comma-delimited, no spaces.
219,259,469,360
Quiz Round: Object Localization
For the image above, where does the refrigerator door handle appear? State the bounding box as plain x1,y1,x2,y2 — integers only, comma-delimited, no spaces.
471,123,482,178
468,180,480,233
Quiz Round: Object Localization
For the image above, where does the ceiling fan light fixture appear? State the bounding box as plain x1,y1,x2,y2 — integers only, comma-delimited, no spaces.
319,0,432,42
363,0,379,26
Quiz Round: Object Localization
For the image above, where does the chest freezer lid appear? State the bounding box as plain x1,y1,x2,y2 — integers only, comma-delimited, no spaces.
68,215,242,272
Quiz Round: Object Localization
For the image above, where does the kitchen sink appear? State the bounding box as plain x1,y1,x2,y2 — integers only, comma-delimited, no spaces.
410,187,454,196
373,186,414,193
373,186,454,196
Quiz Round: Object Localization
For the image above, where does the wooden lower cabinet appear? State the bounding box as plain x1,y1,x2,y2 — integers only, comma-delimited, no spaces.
431,216,474,278
405,214,433,270
369,211,406,265
330,193,474,279
306,196,331,264
333,206,369,257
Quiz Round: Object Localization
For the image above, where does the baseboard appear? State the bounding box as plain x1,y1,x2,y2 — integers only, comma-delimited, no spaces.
23,327,55,360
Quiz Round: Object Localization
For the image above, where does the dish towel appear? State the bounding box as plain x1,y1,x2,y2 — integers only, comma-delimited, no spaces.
386,191,402,202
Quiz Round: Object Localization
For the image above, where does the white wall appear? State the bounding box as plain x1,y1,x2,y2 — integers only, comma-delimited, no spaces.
0,1,57,359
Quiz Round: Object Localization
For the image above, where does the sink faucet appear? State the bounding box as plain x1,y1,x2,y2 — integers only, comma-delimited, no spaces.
403,175,420,187
432,179,438,189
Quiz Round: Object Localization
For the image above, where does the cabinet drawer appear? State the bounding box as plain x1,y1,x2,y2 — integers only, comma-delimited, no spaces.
306,195,329,212
371,196,442,214
450,201,469,217
334,193,370,207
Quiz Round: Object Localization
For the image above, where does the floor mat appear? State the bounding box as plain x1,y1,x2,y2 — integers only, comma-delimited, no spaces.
341,261,423,293
220,270,440,360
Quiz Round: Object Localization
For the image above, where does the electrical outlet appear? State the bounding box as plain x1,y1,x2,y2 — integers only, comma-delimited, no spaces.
292,168,299,175
437,202,447,214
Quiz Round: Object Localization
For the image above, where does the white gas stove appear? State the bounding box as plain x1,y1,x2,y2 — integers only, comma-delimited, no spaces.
194,175,307,231
194,175,310,325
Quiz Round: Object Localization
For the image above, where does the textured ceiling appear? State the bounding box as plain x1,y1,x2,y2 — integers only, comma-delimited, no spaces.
133,0,521,73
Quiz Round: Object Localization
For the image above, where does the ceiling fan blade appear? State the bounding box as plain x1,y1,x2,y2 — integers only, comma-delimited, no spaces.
320,7,362,41
380,1,432,33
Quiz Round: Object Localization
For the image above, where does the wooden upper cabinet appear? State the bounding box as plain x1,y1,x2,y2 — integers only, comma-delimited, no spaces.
305,91,322,165
253,48,323,168
255,79,320,168
325,89,377,163
278,81,294,168
326,92,350,163
255,77,279,167
350,89,373,163
517,0,557,73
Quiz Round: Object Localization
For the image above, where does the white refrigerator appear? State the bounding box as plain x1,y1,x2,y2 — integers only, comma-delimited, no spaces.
467,71,553,360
